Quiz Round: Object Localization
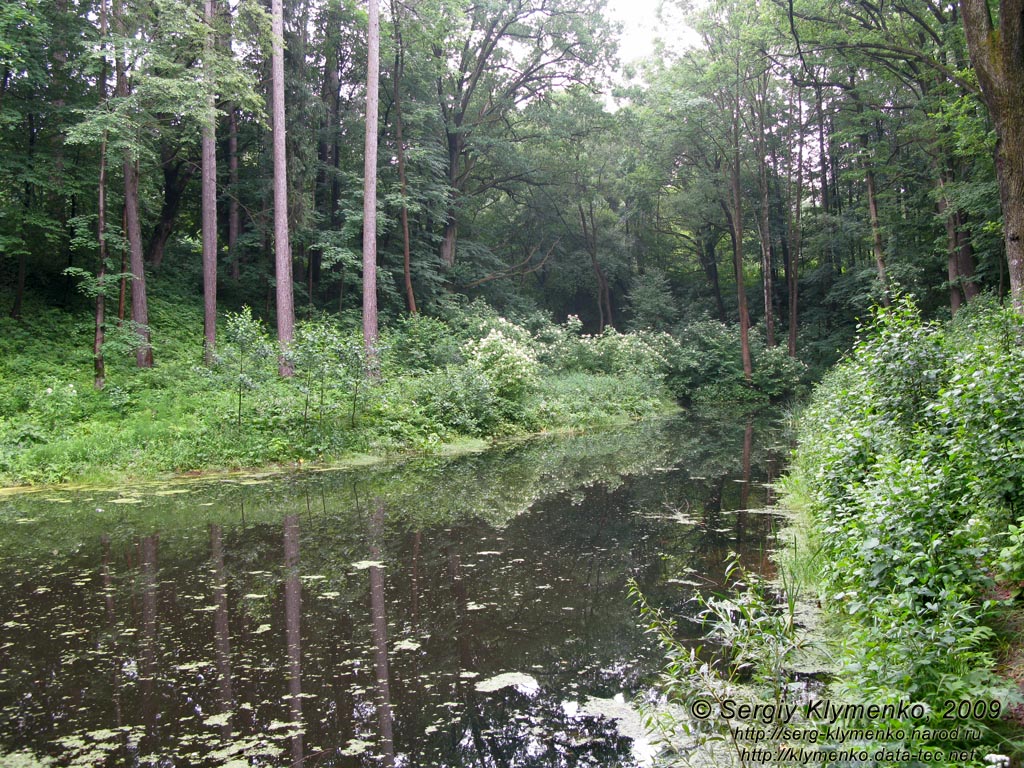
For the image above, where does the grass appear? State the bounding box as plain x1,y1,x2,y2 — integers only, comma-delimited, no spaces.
0,290,678,487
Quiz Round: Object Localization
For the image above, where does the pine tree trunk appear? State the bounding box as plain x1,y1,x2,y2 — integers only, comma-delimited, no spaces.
271,0,294,374
362,0,380,369
202,0,217,363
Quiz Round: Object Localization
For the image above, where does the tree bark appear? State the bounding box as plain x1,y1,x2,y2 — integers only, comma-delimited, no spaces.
729,66,752,382
115,0,152,367
959,0,1024,311
579,202,612,331
145,150,196,269
788,90,803,358
271,0,294,374
698,228,727,322
124,158,153,368
95,0,109,388
391,0,417,314
202,0,218,363
362,0,381,369
228,108,240,280
864,165,891,305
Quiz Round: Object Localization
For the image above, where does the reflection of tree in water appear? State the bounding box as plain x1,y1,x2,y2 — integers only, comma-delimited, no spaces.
0,412,788,766
368,501,396,767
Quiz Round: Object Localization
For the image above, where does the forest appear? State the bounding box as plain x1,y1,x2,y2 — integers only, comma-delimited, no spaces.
2,0,1024,764
3,0,1022,483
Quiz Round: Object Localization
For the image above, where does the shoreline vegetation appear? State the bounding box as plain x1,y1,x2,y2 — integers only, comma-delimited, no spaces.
0,292,803,489
639,297,1024,767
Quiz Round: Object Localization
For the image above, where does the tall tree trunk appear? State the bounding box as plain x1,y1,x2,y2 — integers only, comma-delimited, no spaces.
271,0,294,373
118,208,127,324
94,0,109,388
391,0,416,314
730,66,752,382
752,75,776,347
362,0,381,369
124,158,153,368
864,165,891,305
440,132,463,268
959,0,1024,311
937,176,964,314
202,0,218,363
115,4,153,368
579,202,612,331
787,90,803,358
10,116,34,320
228,108,240,280
956,209,980,302
698,228,727,322
96,136,108,389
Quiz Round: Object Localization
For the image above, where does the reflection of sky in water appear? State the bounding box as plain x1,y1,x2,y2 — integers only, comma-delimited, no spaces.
0,414,786,766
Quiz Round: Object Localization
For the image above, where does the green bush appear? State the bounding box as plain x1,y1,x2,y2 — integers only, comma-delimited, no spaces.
784,296,1023,737
382,313,460,372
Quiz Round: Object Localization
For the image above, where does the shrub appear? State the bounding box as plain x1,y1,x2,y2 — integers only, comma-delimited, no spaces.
464,328,539,417
383,313,460,373
783,296,1023,730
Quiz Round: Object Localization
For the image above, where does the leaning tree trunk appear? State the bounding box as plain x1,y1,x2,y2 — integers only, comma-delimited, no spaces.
959,0,1024,311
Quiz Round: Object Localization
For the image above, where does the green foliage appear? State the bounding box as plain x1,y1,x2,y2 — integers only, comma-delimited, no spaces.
784,297,1023,744
666,319,806,406
629,557,806,764
627,269,680,332
382,312,460,372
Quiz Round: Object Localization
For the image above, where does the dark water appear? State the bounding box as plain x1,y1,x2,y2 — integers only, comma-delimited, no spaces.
0,413,787,767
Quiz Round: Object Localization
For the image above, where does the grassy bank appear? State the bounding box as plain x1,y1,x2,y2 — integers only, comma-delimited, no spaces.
636,297,1024,767
778,297,1024,764
0,293,803,487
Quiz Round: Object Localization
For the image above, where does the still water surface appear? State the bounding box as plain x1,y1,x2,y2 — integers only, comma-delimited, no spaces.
0,414,786,767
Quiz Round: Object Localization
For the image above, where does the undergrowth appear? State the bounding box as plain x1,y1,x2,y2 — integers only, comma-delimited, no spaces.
0,293,802,486
634,297,1024,767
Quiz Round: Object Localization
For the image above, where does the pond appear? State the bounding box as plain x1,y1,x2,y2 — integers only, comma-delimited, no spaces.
0,413,788,767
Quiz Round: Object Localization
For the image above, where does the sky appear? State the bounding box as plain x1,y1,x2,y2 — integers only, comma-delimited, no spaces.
604,0,698,64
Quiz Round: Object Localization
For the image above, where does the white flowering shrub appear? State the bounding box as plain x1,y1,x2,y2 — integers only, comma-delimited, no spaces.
589,328,676,381
464,328,540,406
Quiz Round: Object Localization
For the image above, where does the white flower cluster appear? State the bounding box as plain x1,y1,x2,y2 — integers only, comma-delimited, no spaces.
464,328,540,402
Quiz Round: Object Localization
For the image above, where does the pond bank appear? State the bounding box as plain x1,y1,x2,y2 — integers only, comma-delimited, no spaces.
642,301,1024,766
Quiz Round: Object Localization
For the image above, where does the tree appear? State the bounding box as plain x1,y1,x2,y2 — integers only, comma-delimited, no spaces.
363,0,380,367
115,0,153,368
271,0,295,374
429,0,614,268
390,0,416,314
202,0,217,363
959,0,1024,311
